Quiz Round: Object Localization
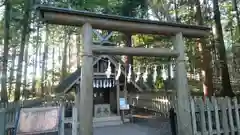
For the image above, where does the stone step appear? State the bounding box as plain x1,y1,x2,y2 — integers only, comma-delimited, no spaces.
93,120,123,127
93,116,123,127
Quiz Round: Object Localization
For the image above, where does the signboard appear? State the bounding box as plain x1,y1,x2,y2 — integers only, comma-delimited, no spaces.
119,98,129,110
16,106,61,135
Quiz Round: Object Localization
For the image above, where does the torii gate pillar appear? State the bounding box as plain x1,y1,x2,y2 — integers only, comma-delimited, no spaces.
79,23,94,135
173,33,193,135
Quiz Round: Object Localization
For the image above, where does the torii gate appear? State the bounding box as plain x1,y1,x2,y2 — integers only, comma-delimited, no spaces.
36,6,211,135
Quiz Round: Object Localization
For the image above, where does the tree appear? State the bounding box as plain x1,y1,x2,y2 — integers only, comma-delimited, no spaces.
8,47,16,97
213,0,235,97
40,25,49,97
22,37,29,99
232,0,240,43
1,0,11,102
14,0,31,101
61,28,69,81
195,0,214,96
31,21,41,96
1,0,239,101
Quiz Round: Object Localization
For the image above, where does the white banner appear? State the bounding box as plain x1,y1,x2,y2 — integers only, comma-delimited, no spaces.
16,106,61,135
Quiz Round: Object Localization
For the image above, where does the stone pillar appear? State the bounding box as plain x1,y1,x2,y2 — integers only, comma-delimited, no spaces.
172,33,192,135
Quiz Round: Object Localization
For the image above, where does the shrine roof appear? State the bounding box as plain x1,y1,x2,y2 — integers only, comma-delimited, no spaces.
55,68,81,93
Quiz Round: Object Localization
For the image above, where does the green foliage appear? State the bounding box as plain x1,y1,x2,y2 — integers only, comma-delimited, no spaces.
35,77,41,89
1,0,240,100
155,76,164,89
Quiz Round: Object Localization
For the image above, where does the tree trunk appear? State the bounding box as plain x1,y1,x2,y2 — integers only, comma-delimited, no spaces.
213,0,235,97
15,0,31,101
232,0,240,42
23,42,29,99
58,42,61,74
195,0,214,97
31,27,40,97
173,0,180,22
51,47,55,93
125,33,133,65
40,25,49,97
8,48,16,98
61,29,69,81
1,0,11,102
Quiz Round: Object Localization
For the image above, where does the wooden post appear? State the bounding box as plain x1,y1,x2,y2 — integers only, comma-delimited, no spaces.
0,109,6,135
220,98,229,135
72,106,78,135
74,82,80,134
167,57,171,81
60,103,65,135
172,33,192,135
116,79,120,116
79,23,94,135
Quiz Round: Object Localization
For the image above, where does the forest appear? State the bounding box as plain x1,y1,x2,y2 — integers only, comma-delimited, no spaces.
0,0,240,102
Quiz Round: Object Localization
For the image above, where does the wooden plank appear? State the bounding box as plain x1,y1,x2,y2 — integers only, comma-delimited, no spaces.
60,103,65,135
233,97,240,135
79,23,94,135
227,97,235,135
206,98,213,135
36,6,210,38
220,98,229,135
190,98,198,135
72,106,78,135
199,98,207,135
212,97,221,135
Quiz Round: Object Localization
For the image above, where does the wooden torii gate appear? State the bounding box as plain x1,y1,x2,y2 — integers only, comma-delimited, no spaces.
36,6,211,135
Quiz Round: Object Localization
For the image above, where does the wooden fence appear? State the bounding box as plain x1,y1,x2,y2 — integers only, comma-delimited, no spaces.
0,99,45,129
0,100,74,135
129,95,240,134
1,96,240,135
129,95,175,117
191,97,240,135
